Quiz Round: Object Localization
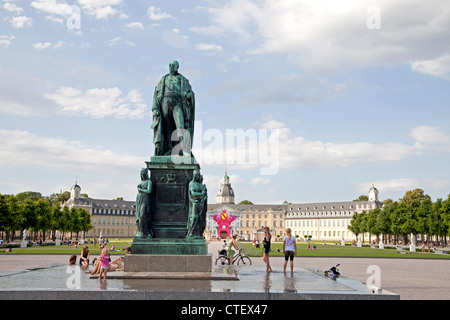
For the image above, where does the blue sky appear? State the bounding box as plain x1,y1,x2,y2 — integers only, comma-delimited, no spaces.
1,0,450,204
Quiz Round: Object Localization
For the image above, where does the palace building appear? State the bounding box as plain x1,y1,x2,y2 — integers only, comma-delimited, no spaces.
65,176,382,242
205,174,382,242
64,181,137,238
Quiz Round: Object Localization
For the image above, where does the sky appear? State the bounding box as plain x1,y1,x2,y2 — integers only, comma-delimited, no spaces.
1,0,450,205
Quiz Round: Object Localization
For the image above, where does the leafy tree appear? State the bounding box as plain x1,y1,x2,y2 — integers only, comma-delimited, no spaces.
416,198,432,240
35,199,52,242
15,191,42,203
401,188,431,204
353,195,369,201
58,191,71,203
238,200,254,205
348,211,366,238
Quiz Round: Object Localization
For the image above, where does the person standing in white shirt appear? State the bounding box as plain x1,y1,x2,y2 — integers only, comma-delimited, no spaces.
283,228,297,273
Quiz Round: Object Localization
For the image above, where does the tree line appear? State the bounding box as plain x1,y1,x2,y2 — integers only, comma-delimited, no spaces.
348,189,450,245
0,191,92,243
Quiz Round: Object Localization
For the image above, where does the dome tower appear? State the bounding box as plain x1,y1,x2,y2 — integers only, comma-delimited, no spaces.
216,171,235,204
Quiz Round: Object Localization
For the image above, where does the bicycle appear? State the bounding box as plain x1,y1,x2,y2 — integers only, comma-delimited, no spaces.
215,248,252,266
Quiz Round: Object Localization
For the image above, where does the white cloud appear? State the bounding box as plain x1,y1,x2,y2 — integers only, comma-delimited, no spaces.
45,15,64,24
250,177,270,186
190,25,225,35
410,55,450,80
162,28,190,49
357,178,450,199
31,0,73,16
104,36,135,47
125,22,144,30
195,120,450,171
44,86,147,118
0,34,15,48
0,129,142,169
196,43,223,51
10,15,33,28
77,0,123,20
0,67,58,116
357,178,420,195
105,36,122,46
208,0,450,73
33,42,52,50
410,126,450,152
33,41,66,50
147,6,174,21
3,2,23,14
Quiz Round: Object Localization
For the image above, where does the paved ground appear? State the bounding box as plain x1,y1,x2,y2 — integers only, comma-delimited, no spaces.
209,241,450,300
1,241,449,299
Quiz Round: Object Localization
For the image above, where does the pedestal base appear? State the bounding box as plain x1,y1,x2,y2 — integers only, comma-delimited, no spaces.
124,254,212,273
131,237,207,255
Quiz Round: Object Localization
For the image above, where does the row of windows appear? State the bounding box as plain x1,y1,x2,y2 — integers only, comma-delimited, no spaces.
92,217,135,226
287,219,351,228
241,213,284,219
242,220,284,228
89,228,134,237
294,231,354,238
289,205,353,211
93,208,135,215
286,211,352,217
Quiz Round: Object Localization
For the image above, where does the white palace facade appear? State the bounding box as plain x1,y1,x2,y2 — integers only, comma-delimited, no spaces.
205,172,382,242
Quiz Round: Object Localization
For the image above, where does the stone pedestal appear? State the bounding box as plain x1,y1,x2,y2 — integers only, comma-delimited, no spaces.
131,237,207,255
20,240,27,248
147,156,199,239
130,155,208,259
124,254,212,273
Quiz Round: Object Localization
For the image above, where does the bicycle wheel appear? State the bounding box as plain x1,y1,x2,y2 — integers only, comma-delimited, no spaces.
237,256,252,266
215,255,230,265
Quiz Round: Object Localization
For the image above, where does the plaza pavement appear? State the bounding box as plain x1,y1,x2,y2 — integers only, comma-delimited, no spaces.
0,240,449,299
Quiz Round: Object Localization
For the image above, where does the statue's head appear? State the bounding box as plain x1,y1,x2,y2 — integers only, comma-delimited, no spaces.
193,169,201,181
140,168,149,181
169,60,179,74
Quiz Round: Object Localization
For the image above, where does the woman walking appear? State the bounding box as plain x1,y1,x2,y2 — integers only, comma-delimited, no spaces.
262,227,273,272
283,228,297,273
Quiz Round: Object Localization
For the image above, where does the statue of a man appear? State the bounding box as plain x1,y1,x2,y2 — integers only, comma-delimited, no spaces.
187,170,207,238
152,60,195,157
135,168,153,238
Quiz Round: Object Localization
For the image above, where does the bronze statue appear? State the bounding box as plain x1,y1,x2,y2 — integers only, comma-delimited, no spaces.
135,168,153,238
187,170,207,238
152,60,195,157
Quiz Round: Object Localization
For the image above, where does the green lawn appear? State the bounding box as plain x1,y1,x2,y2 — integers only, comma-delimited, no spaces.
239,242,450,259
0,240,133,255
2,240,450,259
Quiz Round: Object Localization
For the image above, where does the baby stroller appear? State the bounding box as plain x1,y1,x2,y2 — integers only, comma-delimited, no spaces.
324,263,340,280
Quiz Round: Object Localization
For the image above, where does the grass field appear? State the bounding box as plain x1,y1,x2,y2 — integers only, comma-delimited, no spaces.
0,240,133,256
239,242,450,259
2,240,450,259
